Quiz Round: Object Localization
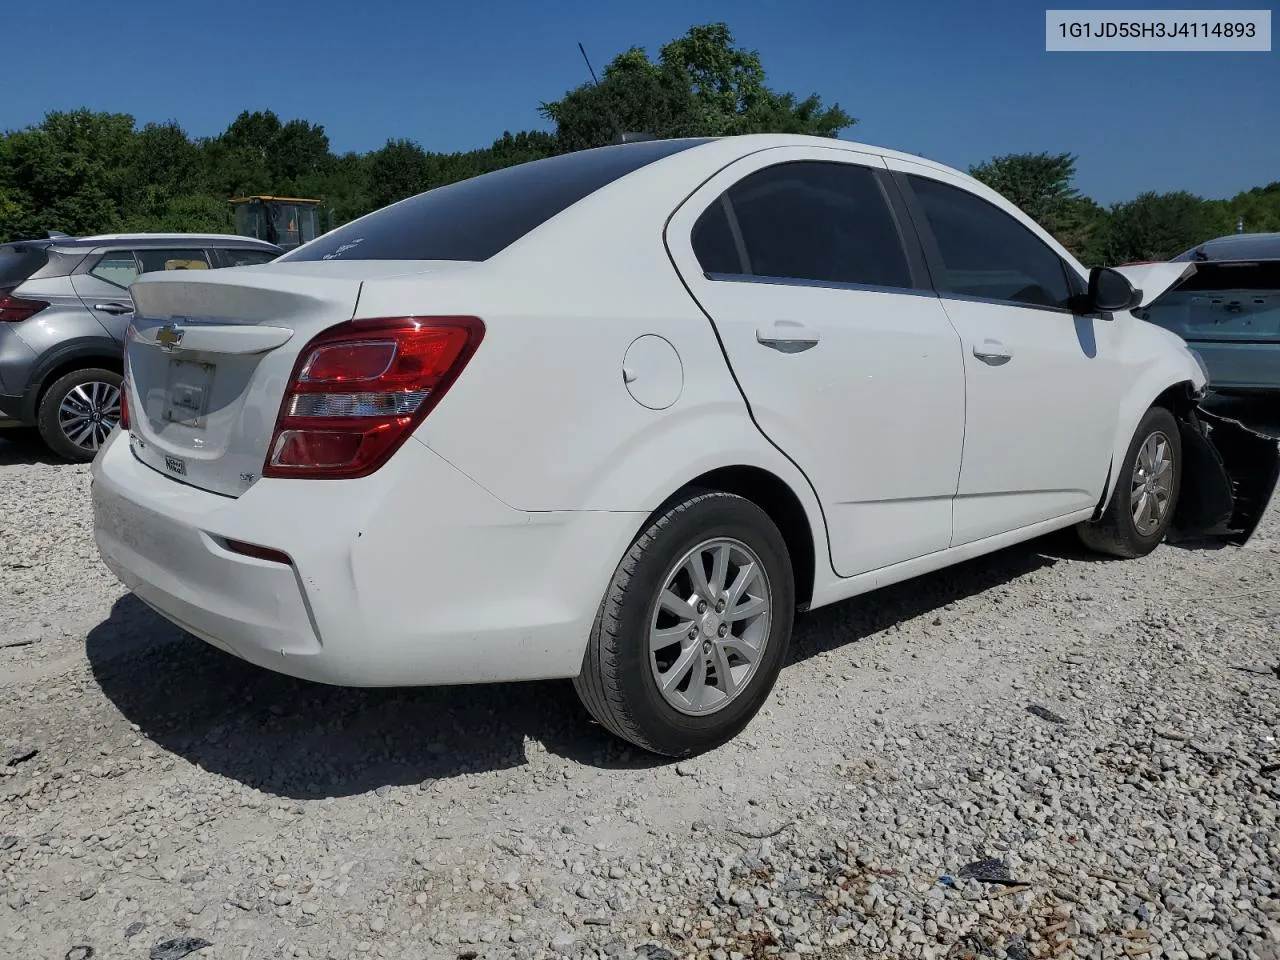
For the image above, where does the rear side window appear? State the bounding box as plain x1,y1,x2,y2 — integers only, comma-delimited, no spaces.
691,199,742,274
0,245,50,287
695,161,914,289
908,175,1073,310
90,252,140,288
282,138,712,263
137,249,211,273
220,248,279,267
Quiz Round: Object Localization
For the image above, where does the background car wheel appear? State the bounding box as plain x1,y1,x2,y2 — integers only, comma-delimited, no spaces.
1077,405,1182,559
37,367,123,463
573,489,795,758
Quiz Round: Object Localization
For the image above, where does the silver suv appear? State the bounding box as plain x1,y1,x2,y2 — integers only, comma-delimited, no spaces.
0,233,282,460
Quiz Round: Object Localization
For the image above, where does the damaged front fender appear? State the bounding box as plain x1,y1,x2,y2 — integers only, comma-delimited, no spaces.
1170,406,1280,545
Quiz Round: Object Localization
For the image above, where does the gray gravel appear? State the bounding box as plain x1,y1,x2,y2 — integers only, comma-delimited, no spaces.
2,426,1278,960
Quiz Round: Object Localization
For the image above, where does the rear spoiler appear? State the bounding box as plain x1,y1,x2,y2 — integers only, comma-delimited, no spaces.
1109,262,1199,308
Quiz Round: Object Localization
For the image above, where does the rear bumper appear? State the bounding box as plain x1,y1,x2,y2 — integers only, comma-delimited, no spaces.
0,327,38,423
91,431,645,686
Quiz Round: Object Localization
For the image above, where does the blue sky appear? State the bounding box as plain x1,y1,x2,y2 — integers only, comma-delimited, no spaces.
4,0,1276,205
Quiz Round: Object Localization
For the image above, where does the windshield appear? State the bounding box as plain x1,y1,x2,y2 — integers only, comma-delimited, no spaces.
0,245,50,287
282,138,712,264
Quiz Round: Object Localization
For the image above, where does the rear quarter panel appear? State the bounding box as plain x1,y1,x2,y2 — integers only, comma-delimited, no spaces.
351,144,830,548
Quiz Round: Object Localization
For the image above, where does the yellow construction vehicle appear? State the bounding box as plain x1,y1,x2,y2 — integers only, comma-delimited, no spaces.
228,196,325,250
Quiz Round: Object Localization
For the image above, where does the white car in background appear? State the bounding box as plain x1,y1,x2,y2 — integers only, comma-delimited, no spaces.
90,134,1278,757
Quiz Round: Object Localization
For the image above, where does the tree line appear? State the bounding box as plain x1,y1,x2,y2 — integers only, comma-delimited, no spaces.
1,23,1276,264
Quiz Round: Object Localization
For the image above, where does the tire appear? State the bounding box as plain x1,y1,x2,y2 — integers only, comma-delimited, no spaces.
37,367,123,463
573,490,795,758
1077,406,1182,558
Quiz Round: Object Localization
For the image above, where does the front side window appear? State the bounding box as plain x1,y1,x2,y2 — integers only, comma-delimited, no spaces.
694,161,913,290
89,252,139,289
137,249,210,273
909,175,1073,310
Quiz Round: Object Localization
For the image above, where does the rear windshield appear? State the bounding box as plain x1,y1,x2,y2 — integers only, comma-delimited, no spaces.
282,138,712,264
1166,260,1280,292
1174,235,1280,262
0,245,50,287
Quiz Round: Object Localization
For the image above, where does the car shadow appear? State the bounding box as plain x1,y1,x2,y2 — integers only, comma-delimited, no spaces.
87,541,1058,800
0,429,61,466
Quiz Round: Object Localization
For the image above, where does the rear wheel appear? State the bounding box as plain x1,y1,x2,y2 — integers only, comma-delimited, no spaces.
1077,406,1182,558
574,490,795,757
37,367,123,463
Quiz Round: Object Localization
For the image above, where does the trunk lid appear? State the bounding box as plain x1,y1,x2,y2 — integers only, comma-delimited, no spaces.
1134,260,1280,343
124,261,467,497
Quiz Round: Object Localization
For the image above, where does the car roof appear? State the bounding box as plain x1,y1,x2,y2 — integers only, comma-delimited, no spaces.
1174,232,1280,262
3,233,282,253
667,132,977,182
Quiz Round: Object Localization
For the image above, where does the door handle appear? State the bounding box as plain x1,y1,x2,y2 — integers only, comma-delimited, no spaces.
94,302,133,315
756,320,821,353
972,339,1013,365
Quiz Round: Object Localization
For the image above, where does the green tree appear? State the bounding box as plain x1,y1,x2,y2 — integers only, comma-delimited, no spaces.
0,110,137,239
366,139,432,209
969,152,1113,262
1100,191,1234,264
541,23,853,151
970,152,1075,229
1225,182,1280,234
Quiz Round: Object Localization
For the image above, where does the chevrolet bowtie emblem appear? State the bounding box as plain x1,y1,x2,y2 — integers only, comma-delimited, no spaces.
155,324,184,351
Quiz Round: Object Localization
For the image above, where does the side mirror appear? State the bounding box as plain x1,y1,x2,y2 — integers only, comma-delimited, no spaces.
1088,266,1143,314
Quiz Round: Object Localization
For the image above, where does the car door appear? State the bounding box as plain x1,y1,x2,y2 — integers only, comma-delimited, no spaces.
886,160,1124,545
70,250,141,340
666,147,967,578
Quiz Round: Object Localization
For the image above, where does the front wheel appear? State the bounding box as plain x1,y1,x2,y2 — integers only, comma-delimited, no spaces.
1077,406,1182,558
573,490,795,757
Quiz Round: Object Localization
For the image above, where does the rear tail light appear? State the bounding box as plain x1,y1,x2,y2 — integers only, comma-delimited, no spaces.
263,316,485,479
0,290,49,323
119,379,130,431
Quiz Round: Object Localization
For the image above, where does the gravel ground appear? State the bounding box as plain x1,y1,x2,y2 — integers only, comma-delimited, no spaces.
2,407,1279,960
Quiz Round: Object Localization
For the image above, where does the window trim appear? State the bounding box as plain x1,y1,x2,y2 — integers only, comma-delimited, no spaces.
688,159,931,294
704,272,943,300
85,250,141,290
896,171,1082,316
134,247,213,274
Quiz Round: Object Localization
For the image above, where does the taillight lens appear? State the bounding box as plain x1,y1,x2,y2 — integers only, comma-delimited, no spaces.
0,291,49,323
263,316,485,479
119,382,130,431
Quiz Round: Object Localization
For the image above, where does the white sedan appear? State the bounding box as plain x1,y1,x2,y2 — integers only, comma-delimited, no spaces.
90,134,1276,757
